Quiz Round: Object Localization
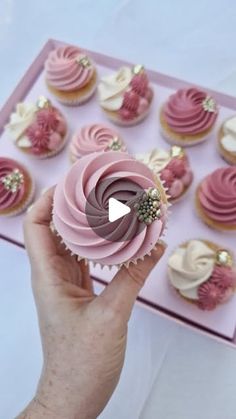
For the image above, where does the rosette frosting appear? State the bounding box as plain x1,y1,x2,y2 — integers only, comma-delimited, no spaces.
70,124,127,161
53,151,167,265
0,158,26,211
45,46,94,91
163,88,218,134
168,240,215,299
221,116,236,153
198,167,236,226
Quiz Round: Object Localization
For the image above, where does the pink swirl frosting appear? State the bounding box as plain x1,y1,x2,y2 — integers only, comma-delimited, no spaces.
53,151,167,265
163,88,218,134
45,46,94,91
70,124,127,160
198,167,236,226
0,158,26,211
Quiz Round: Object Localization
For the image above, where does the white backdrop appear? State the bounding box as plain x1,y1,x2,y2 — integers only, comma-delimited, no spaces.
1,1,236,418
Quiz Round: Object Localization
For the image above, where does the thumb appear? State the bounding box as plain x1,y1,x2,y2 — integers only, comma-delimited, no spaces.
100,241,167,321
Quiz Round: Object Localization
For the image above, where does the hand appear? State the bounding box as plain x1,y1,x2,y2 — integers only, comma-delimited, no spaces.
19,188,166,419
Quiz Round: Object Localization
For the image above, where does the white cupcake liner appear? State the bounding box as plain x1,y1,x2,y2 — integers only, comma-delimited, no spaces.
55,82,97,107
160,123,212,147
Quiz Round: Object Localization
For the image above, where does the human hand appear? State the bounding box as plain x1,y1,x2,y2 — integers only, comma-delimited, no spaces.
19,187,166,419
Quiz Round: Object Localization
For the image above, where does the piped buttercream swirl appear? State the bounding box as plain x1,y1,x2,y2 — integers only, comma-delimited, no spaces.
70,124,127,161
163,88,218,135
45,46,94,91
198,167,236,226
53,151,167,265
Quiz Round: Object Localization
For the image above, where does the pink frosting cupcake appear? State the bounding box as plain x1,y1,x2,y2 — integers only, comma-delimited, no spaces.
69,124,127,163
168,239,236,311
136,146,193,202
160,87,219,146
45,45,97,106
52,151,168,266
5,97,68,159
0,157,35,216
98,65,153,126
196,167,236,231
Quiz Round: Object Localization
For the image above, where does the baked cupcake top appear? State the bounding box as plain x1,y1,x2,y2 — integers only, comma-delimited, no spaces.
220,115,236,155
70,124,127,162
53,151,168,266
198,167,236,227
45,45,95,91
0,158,27,211
136,146,193,200
168,239,236,310
5,97,67,156
98,65,153,121
162,87,218,135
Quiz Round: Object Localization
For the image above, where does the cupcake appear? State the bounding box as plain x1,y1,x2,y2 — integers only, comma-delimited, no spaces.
218,115,236,165
45,45,97,106
52,151,168,267
136,146,193,202
0,157,35,216
69,123,127,163
196,167,236,231
160,87,219,146
168,239,236,310
5,96,68,158
98,65,153,126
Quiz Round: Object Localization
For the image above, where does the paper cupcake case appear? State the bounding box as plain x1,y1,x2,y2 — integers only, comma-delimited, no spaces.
0,39,236,346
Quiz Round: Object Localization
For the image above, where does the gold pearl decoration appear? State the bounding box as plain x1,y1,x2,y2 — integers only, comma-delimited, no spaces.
109,136,122,151
215,249,233,267
1,169,24,193
134,187,162,225
76,55,91,68
202,96,217,113
170,145,185,159
37,96,51,109
133,64,145,75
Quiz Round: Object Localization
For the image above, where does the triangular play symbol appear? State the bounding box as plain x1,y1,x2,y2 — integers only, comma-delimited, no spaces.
108,197,131,222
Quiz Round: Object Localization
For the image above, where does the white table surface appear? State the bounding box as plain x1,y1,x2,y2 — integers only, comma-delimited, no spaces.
1,1,236,418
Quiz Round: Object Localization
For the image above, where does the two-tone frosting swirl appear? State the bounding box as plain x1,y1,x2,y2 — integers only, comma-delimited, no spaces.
70,124,127,161
53,151,167,265
0,158,26,211
198,167,236,227
163,88,218,134
168,240,215,300
45,46,94,91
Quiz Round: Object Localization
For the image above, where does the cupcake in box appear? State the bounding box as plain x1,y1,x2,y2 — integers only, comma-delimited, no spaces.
52,151,169,267
196,167,236,232
168,239,236,311
98,65,153,126
69,123,127,163
160,87,219,146
136,146,193,202
5,96,68,158
45,45,97,106
0,157,35,216
217,115,236,165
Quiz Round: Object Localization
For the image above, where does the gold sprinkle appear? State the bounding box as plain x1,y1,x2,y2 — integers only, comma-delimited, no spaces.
1,169,24,193
109,136,122,151
76,55,91,67
202,96,217,113
215,249,233,267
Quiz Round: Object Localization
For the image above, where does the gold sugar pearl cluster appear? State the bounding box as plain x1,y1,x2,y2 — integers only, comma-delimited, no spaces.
202,96,217,113
135,187,162,225
37,96,51,109
76,55,91,68
1,169,24,193
215,249,233,267
109,136,122,151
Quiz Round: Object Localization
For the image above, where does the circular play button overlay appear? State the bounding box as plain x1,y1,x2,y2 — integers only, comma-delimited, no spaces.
85,176,162,243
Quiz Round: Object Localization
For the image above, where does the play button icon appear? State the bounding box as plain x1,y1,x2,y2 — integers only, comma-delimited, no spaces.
108,197,131,222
